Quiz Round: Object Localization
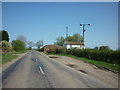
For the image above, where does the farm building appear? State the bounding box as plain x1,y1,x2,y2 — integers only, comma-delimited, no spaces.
63,42,85,49
43,45,64,53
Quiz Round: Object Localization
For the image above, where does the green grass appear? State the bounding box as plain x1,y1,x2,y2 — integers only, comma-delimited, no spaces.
2,50,28,64
10,50,28,54
2,53,18,64
46,53,120,72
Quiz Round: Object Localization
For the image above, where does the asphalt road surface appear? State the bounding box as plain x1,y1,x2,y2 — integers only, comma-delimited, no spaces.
2,50,116,88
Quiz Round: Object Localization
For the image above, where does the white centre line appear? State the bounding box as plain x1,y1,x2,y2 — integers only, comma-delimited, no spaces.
39,66,44,75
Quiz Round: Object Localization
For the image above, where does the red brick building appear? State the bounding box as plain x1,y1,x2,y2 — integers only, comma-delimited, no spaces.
43,45,64,53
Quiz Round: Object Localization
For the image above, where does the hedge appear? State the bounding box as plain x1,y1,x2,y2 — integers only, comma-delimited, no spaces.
47,48,119,64
66,49,119,64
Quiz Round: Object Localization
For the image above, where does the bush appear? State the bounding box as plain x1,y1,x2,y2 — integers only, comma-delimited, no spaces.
55,48,66,54
0,40,12,52
99,46,111,50
66,48,119,64
46,45,119,64
11,40,26,51
37,48,43,52
47,49,56,53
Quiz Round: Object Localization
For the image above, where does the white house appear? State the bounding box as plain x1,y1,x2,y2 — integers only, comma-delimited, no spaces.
63,42,85,49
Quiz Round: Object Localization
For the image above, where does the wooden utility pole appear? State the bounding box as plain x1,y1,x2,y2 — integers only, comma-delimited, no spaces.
80,24,90,48
66,26,68,42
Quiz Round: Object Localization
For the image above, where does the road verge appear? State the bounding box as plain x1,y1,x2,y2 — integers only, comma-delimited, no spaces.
2,51,30,71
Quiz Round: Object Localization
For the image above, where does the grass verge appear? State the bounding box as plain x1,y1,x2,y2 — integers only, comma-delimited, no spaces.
46,53,120,72
10,50,29,54
2,50,28,64
2,53,18,64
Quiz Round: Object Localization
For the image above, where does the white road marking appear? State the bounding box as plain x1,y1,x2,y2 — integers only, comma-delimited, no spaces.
39,66,44,75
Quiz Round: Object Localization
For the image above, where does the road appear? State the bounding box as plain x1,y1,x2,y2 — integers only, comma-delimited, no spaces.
2,50,116,88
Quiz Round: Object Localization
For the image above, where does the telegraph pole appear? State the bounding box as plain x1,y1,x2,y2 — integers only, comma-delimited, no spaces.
65,26,68,52
80,24,90,48
66,26,68,42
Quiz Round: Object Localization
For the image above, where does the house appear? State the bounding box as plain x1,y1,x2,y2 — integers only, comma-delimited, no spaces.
63,42,85,49
43,45,64,53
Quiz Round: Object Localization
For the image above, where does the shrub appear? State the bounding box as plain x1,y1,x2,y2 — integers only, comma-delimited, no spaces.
55,48,66,54
66,48,119,64
99,46,111,50
11,40,26,51
37,48,43,52
46,45,119,64
47,49,56,53
0,40,12,52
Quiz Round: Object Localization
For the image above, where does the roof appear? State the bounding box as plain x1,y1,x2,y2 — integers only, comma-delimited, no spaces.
43,45,63,49
65,42,84,45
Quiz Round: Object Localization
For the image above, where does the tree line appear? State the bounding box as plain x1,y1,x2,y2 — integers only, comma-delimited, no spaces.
0,30,44,53
54,33,83,46
0,30,26,52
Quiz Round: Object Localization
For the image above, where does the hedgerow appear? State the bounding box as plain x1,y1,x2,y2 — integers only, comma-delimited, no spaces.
47,47,119,64
66,48,119,64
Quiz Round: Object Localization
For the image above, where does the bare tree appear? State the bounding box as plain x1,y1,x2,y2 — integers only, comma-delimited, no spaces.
27,41,34,49
36,40,44,49
17,35,27,44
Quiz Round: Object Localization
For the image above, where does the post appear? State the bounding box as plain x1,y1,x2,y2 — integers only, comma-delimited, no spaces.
65,26,68,53
83,24,85,43
80,24,90,49
66,26,68,42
